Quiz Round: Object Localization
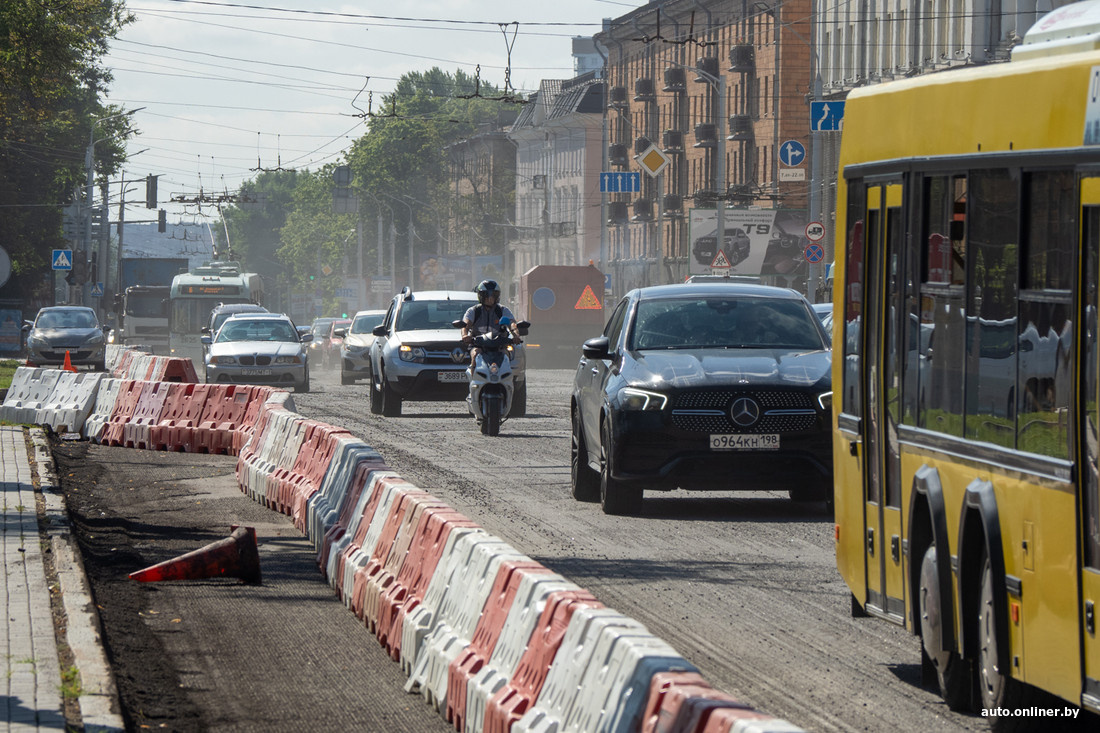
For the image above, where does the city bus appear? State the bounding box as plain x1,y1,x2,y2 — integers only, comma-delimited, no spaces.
168,261,263,369
833,5,1100,722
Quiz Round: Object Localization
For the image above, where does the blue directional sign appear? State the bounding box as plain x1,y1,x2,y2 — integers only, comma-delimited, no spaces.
600,171,641,193
90,282,104,297
779,140,806,167
810,101,846,131
51,249,73,270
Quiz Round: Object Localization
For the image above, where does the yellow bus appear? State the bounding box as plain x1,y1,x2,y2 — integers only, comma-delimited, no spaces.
834,3,1100,723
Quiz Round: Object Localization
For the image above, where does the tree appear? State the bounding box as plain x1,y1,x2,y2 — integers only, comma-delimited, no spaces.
0,0,132,307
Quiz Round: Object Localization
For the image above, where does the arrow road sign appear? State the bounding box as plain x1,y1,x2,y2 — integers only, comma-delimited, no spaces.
779,140,806,167
52,249,73,270
810,101,846,131
600,171,641,193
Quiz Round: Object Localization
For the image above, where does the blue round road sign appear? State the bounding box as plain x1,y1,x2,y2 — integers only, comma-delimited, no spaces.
804,244,825,263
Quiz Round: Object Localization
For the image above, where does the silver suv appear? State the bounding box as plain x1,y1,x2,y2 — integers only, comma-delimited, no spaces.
368,288,527,416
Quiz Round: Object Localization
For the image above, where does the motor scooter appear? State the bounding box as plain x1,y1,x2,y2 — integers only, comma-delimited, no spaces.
452,317,530,436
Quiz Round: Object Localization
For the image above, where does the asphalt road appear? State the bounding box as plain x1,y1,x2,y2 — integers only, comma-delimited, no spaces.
297,366,983,733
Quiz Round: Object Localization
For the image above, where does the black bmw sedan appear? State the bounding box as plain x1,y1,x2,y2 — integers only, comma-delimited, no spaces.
570,283,832,515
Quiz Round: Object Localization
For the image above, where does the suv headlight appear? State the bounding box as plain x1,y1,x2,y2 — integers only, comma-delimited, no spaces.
399,345,426,363
817,391,833,412
619,387,668,411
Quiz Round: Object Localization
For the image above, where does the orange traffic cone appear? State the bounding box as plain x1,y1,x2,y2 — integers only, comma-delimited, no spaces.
62,350,77,373
129,526,261,584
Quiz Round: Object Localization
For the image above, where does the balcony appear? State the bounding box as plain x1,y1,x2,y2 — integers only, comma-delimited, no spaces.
609,85,629,108
631,198,654,222
609,143,629,166
729,44,755,73
727,114,754,141
662,130,684,154
662,194,684,217
662,67,686,92
607,201,629,225
694,56,720,83
634,136,652,155
633,78,656,102
693,123,717,148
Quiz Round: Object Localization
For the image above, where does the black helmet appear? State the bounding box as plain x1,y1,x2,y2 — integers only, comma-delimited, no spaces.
475,279,500,304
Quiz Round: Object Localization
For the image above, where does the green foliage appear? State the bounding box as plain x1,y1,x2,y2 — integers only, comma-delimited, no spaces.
0,0,133,304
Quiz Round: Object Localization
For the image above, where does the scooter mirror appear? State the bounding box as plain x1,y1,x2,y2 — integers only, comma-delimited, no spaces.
451,319,465,328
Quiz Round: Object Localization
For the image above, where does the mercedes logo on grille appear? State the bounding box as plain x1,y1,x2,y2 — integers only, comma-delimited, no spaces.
730,397,761,427
451,347,467,363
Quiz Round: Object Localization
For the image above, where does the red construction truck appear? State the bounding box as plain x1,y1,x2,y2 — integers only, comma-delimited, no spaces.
515,265,606,369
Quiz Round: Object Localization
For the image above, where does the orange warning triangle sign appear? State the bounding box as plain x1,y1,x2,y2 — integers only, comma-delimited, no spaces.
710,250,732,269
574,285,602,310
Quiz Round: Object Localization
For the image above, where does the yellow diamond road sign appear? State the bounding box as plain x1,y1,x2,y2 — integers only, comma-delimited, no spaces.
636,145,671,177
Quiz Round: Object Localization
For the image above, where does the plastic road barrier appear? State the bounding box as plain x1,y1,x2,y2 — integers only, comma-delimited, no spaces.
121,380,172,449
0,367,63,425
34,370,104,433
101,380,146,447
82,378,124,443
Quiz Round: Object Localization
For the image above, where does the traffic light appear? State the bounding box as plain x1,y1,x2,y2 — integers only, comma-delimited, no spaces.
145,175,158,209
72,251,88,284
157,209,166,233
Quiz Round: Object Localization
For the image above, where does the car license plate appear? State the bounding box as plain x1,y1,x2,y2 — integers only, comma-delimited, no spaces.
710,434,779,451
437,370,468,383
242,368,273,376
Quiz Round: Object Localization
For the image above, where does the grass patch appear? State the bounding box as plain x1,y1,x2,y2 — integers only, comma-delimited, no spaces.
0,358,20,391
59,665,82,699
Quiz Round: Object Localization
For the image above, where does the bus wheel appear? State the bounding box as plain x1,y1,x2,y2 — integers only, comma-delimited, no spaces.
978,550,1032,724
919,544,972,711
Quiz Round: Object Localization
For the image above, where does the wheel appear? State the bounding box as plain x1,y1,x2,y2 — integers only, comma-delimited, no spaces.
570,405,599,502
978,550,1035,729
483,394,501,436
918,544,972,711
510,380,527,417
379,365,401,417
369,373,383,414
599,420,642,515
295,367,310,393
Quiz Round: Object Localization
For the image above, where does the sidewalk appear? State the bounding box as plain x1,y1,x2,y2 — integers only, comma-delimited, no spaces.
1,426,123,732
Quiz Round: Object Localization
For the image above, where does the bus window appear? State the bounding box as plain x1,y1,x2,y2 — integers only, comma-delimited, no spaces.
964,169,1019,447
1083,203,1100,569
842,183,866,418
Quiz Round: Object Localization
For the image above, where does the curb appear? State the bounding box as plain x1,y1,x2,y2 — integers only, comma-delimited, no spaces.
29,428,125,733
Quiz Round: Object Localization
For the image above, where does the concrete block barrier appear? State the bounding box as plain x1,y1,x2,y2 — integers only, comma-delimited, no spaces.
0,367,63,425
484,590,604,733
82,378,124,443
463,575,584,733
405,535,528,710
379,509,479,661
34,370,104,433
121,380,172,449
400,526,487,677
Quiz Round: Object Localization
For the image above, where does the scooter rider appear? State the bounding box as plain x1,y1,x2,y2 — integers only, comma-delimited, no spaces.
461,280,521,367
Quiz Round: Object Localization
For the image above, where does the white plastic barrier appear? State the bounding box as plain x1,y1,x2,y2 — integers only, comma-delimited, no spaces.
35,370,105,433
565,632,696,733
323,469,400,587
306,437,384,550
338,479,412,605
514,607,646,733
0,367,64,425
259,415,312,508
406,535,527,710
464,575,580,733
399,525,486,677
82,378,124,442
238,411,304,503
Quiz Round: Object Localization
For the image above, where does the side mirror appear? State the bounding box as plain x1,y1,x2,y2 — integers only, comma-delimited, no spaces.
300,333,313,343
516,320,531,336
21,323,30,332
582,335,611,360
333,327,347,338
201,327,211,335
451,319,465,329
200,335,212,345
101,324,111,333
372,324,387,337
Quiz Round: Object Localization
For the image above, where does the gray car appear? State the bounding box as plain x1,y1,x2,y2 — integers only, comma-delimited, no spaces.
201,313,312,393
339,309,385,385
23,306,108,370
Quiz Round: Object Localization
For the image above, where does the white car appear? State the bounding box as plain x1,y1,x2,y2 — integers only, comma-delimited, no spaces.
339,309,386,385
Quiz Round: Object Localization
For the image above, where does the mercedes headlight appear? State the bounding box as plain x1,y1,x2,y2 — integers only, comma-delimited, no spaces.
619,387,668,411
818,391,833,412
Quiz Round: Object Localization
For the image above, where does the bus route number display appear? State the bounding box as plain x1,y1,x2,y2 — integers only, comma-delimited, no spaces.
180,285,241,296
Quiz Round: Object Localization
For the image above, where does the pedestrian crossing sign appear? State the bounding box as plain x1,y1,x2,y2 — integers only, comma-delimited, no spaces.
91,282,104,297
52,249,73,270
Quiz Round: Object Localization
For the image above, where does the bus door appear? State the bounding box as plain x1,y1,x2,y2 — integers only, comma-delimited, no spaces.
1081,175,1100,708
862,181,907,622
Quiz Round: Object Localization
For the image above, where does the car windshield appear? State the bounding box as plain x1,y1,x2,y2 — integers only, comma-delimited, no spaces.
350,314,383,334
216,320,299,343
629,296,825,351
212,308,263,333
396,300,471,331
311,320,334,336
37,310,96,329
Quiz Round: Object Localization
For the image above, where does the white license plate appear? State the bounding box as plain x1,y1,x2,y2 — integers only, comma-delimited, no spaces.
710,434,780,451
242,368,273,376
437,370,468,383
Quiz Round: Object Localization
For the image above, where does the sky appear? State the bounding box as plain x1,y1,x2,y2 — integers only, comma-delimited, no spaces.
103,0,640,229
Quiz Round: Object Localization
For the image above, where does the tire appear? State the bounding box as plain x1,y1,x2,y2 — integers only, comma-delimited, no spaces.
918,544,972,711
379,365,401,417
369,370,383,414
483,393,501,436
571,405,600,501
978,551,1035,730
599,420,642,515
510,380,527,417
295,367,310,393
